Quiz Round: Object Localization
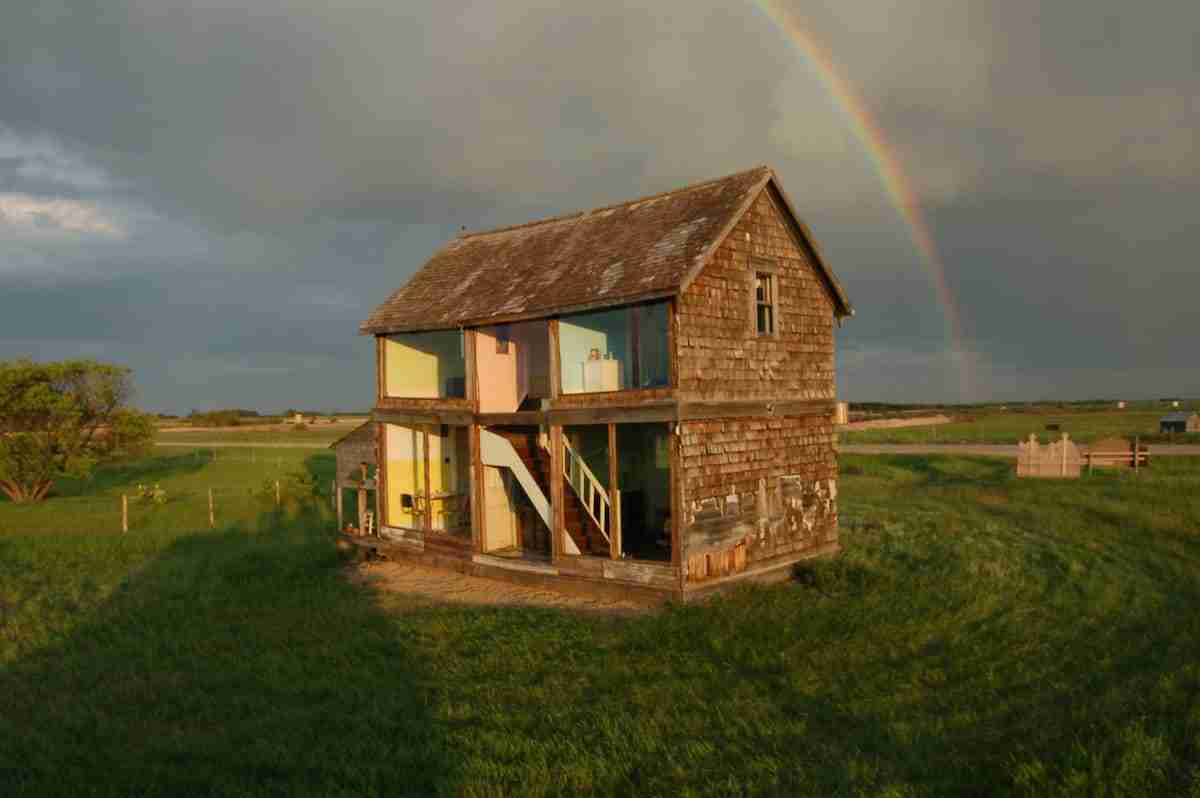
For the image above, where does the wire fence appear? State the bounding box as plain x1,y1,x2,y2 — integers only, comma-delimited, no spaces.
1,481,342,536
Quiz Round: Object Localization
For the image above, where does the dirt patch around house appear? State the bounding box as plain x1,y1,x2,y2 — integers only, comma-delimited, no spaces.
346,559,650,615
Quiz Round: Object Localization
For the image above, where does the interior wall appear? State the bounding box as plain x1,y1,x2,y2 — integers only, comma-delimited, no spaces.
384,330,466,398
385,423,466,532
559,308,628,393
511,320,550,398
385,423,423,527
476,326,521,413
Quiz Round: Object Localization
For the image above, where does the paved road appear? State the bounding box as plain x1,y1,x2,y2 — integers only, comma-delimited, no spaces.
156,441,331,449
841,444,1200,458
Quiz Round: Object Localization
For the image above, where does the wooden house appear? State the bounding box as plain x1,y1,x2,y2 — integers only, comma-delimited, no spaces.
353,165,854,601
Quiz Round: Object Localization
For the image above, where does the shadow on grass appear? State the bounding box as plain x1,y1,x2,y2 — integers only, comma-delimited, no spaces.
0,500,458,796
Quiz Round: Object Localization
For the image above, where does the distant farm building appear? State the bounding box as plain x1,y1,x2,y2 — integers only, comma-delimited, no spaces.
1160,412,1200,434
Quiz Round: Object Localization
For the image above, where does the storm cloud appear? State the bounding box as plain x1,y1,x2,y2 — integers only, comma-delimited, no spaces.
1,0,1196,410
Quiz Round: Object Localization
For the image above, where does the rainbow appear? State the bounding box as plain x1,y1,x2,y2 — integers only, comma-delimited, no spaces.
751,0,974,399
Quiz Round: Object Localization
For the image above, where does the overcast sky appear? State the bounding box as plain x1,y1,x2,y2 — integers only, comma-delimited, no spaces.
2,1,1197,412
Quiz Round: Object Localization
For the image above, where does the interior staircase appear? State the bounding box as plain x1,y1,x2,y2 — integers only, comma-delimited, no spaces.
488,426,610,557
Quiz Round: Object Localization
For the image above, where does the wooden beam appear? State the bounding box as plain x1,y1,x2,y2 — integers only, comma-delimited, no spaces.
464,329,479,413
548,318,561,399
629,306,641,389
376,335,385,403
667,298,678,390
469,423,484,554
476,411,544,426
422,428,432,532
549,425,565,561
669,422,682,574
372,408,474,427
377,421,388,527
547,403,677,427
608,422,621,560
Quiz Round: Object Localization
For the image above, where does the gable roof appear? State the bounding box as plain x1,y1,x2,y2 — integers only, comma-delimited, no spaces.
360,165,852,334
328,420,377,451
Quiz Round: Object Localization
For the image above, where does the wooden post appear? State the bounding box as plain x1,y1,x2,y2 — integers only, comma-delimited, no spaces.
208,488,215,528
376,335,385,403
464,329,480,413
374,472,381,536
121,494,128,533
378,421,388,528
669,422,681,574
422,428,432,532
275,480,281,506
608,422,621,559
611,489,621,560
357,487,367,534
549,425,565,560
548,319,561,399
337,484,344,531
468,423,485,554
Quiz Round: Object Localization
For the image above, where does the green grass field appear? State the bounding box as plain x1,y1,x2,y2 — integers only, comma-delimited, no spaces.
3,450,1200,795
843,408,1200,445
156,426,350,446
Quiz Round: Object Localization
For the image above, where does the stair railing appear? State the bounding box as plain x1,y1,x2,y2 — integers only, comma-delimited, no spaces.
560,437,611,545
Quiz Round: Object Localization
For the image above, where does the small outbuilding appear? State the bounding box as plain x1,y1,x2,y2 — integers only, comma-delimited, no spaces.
1160,412,1200,434
330,422,379,533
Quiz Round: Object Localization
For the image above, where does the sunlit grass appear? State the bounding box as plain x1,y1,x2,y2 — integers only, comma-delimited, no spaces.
2,451,1199,795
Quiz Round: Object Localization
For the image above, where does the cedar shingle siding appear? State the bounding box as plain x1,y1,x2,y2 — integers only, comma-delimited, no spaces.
677,186,840,578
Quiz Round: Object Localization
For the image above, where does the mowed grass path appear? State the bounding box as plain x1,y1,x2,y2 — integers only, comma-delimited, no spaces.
2,452,1200,795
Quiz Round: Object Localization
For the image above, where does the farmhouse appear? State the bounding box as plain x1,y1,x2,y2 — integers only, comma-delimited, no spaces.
1160,412,1200,434
352,165,853,601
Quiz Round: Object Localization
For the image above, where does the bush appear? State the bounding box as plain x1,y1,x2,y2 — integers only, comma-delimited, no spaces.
189,410,242,427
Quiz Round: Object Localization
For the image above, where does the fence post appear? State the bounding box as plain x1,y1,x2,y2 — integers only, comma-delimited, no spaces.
208,487,215,528
121,494,128,533
337,486,343,532
275,480,281,506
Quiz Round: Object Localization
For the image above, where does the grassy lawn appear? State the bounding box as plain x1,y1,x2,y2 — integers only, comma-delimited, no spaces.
157,426,349,446
844,408,1200,445
3,451,1200,795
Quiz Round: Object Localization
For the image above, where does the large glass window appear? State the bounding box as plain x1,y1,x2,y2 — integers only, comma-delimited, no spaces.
384,330,466,399
558,301,669,394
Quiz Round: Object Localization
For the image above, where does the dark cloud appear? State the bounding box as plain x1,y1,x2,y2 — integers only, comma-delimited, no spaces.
1,0,1197,409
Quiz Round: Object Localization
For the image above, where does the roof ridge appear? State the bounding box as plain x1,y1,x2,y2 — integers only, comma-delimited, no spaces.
457,164,772,240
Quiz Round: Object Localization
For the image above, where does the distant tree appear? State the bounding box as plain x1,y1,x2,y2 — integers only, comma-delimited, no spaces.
0,359,157,503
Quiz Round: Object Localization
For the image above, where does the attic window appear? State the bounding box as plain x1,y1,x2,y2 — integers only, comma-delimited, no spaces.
750,258,779,337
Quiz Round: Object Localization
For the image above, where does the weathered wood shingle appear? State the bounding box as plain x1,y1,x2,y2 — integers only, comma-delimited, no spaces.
360,165,850,334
